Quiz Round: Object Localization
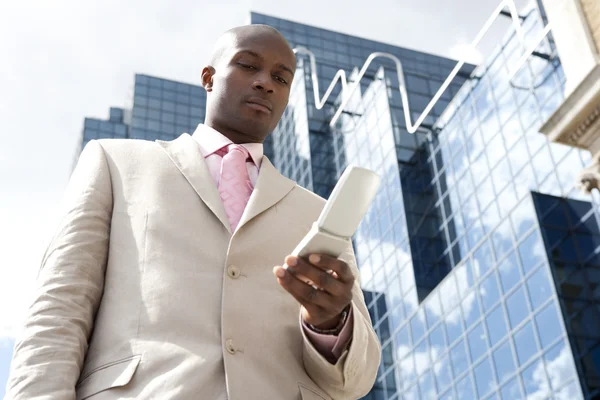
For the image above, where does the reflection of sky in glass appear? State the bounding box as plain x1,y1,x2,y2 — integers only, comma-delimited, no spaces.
258,4,599,399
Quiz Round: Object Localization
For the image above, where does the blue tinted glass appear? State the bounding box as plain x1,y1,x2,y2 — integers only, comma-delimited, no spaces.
506,286,530,328
395,325,411,359
403,383,419,400
518,231,546,273
544,340,576,389
511,198,535,237
473,357,494,397
429,324,447,352
486,305,508,346
414,339,429,376
450,340,469,377
480,272,501,311
493,340,516,384
534,302,563,349
425,292,441,327
439,388,455,400
434,354,453,392
492,222,514,259
419,370,436,399
521,358,547,397
498,252,521,293
411,313,426,343
445,312,463,345
500,377,523,400
474,240,494,277
456,374,475,399
467,323,488,362
555,380,583,399
514,322,539,365
462,292,481,328
525,266,553,310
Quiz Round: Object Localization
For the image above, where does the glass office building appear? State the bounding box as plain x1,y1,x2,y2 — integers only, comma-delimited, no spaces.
79,5,600,399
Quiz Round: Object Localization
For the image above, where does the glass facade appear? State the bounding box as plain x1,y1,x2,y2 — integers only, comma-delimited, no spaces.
79,5,600,399
80,76,206,151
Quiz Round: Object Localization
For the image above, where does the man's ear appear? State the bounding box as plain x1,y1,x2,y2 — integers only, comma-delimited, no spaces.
201,66,216,92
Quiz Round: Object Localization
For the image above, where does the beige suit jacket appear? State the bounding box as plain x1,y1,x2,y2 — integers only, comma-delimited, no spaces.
5,132,381,400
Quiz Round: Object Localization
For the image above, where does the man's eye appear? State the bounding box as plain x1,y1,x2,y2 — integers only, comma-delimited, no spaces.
239,63,256,70
274,76,288,85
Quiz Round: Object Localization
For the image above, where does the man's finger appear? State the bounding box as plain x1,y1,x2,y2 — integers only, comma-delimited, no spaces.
273,266,335,309
283,256,346,296
305,254,355,284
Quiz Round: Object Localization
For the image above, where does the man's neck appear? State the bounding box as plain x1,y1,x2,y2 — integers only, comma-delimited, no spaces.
204,120,264,145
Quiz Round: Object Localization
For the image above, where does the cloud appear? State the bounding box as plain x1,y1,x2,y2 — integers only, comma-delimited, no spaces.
525,344,580,399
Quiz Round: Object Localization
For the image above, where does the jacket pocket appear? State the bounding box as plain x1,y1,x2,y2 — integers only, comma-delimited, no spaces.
76,355,141,399
298,383,332,400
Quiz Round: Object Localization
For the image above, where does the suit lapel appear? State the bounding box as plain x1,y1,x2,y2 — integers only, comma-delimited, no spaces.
156,133,231,233
236,156,296,233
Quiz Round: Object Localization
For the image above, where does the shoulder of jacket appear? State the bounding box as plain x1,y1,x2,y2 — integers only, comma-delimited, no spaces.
290,184,326,206
94,138,156,150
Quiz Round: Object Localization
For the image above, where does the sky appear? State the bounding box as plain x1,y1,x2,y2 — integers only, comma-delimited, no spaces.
0,0,530,394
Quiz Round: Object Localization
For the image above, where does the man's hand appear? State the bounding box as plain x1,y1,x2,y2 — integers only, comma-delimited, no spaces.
273,254,354,329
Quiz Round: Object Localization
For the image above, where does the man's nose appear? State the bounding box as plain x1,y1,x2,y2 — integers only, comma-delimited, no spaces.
252,74,274,93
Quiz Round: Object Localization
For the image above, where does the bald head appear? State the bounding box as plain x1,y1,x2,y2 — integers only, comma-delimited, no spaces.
201,24,297,144
209,25,295,69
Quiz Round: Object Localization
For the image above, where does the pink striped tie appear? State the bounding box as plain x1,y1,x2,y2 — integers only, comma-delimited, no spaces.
218,144,253,231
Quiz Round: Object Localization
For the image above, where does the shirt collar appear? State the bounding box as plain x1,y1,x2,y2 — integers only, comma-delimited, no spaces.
191,123,263,168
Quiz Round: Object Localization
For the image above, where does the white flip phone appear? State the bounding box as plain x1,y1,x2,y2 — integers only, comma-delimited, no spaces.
291,166,381,259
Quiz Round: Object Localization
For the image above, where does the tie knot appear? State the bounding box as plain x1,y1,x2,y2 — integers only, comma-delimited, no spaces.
221,144,250,161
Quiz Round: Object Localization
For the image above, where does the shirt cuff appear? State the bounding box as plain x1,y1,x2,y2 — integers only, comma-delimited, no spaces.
302,308,354,363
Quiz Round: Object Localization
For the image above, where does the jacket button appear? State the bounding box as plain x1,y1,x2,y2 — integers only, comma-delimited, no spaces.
225,339,236,354
227,265,240,279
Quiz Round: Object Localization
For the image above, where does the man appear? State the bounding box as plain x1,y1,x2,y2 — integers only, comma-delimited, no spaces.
6,25,381,399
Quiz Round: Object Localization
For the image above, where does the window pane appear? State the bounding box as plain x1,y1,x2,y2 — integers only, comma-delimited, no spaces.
429,323,447,355
462,291,481,328
518,231,546,273
434,354,453,392
498,252,521,293
511,197,535,237
467,323,488,362
450,339,469,377
522,358,548,398
514,322,539,365
545,340,577,390
480,272,501,311
395,325,411,359
534,302,563,349
492,221,514,259
486,304,508,346
554,380,583,399
500,377,523,400
419,369,436,399
473,357,495,398
411,312,426,344
439,388,455,400
493,340,516,384
414,339,429,376
506,286,530,328
425,291,442,327
456,374,475,399
445,311,464,345
474,240,494,277
526,266,553,310
403,383,419,400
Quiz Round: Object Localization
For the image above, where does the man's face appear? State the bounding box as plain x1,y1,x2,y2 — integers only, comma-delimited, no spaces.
202,30,296,143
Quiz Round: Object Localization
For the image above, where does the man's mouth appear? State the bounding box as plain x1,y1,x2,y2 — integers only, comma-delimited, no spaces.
246,97,272,114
